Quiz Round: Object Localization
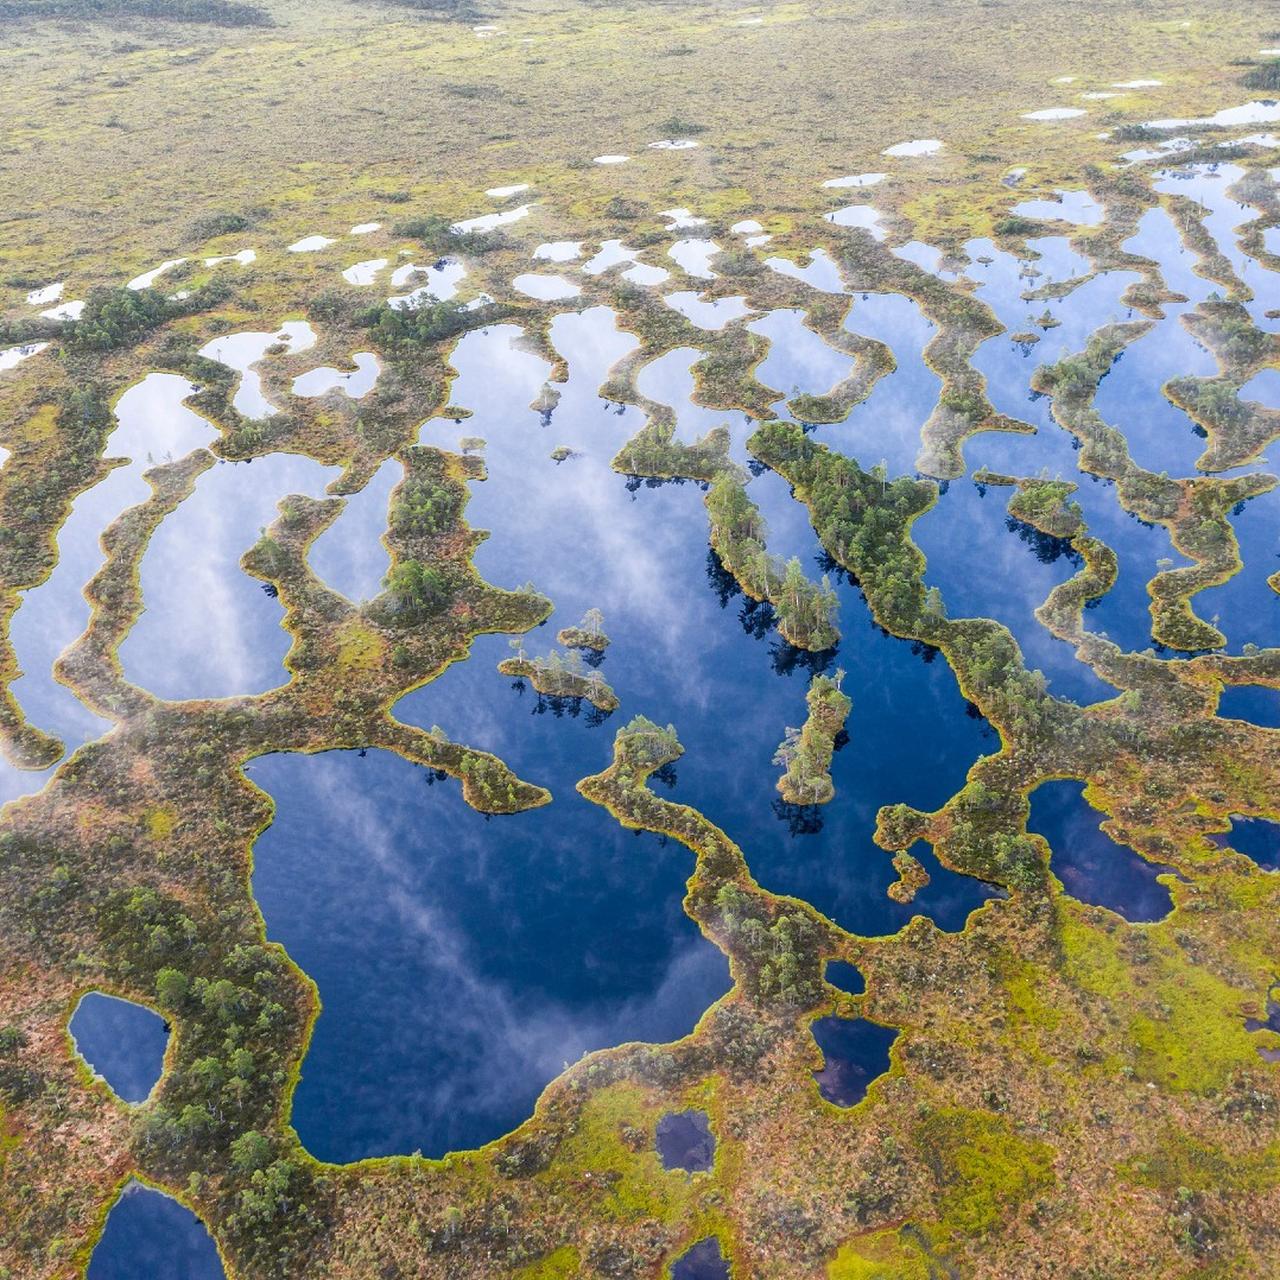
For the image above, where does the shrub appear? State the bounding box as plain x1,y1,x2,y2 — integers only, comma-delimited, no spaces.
1241,60,1280,92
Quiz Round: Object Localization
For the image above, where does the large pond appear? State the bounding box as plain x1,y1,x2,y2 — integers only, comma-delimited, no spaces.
158,279,1278,1160
248,311,1010,1162
250,746,730,1162
405,317,999,939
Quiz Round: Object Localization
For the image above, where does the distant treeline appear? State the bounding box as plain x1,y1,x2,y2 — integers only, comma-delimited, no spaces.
0,0,271,26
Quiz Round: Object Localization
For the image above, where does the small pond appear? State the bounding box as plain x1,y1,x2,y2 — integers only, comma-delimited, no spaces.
1208,815,1279,870
831,292,939,476
88,1184,224,1280
824,960,866,995
810,1015,898,1106
671,1237,731,1280
307,457,401,604
9,374,217,755
119,454,340,701
656,1108,715,1172
69,992,169,1103
1216,684,1280,728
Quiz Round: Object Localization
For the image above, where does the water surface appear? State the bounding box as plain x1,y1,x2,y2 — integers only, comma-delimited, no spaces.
120,454,340,701
69,993,168,1103
1027,780,1173,920
88,1184,223,1280
1216,684,1280,727
1192,487,1280,653
656,1109,715,1172
308,458,400,604
824,960,866,995
9,375,217,754
411,317,998,938
913,480,1114,704
250,747,730,1162
810,1015,897,1105
671,1238,730,1280
1208,816,1279,870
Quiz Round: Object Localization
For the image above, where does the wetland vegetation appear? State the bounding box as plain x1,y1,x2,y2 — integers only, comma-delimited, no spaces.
2,1,1280,1278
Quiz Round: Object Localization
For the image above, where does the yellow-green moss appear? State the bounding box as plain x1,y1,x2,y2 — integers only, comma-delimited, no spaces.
513,1245,580,1279
335,619,387,672
911,1107,1055,1238
145,807,177,841
1119,1129,1280,1195
828,1228,932,1279
542,1081,683,1224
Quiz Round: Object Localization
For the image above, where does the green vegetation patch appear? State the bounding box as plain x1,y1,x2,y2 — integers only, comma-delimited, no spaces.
65,284,229,353
544,1081,683,1225
513,1245,580,1279
1241,59,1280,92
828,1228,932,1280
912,1107,1055,1238
1058,910,1269,1094
774,671,851,806
1120,1128,1280,1196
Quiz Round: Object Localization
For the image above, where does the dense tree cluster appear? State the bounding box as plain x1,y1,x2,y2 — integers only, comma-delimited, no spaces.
388,464,463,538
381,559,451,621
357,297,507,351
613,421,736,483
65,282,229,353
706,472,839,651
379,0,485,24
186,211,256,243
774,671,851,806
713,883,825,1008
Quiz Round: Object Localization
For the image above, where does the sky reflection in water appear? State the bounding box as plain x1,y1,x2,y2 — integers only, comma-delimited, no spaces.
14,209,1279,1170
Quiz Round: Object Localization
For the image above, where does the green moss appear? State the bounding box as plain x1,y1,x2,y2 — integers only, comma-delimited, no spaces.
1057,910,1130,1001
1128,1002,1261,1095
0,1105,15,1175
1120,1129,1280,1195
334,619,386,672
1060,906,1267,1094
828,1229,932,1279
544,1082,683,1225
912,1107,1055,1238
145,808,177,841
514,1245,580,1279
997,959,1066,1063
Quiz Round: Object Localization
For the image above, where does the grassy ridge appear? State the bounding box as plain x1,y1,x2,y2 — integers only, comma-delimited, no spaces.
0,0,270,24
